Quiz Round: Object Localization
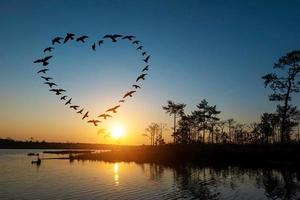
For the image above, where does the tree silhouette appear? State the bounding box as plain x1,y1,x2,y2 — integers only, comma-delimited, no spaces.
262,50,300,143
191,99,220,143
162,100,186,144
176,114,193,144
145,123,160,145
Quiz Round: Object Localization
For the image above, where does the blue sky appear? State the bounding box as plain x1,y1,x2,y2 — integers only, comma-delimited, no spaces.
0,0,299,143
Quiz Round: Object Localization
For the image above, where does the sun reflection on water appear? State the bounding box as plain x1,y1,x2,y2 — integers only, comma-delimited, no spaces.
114,163,119,186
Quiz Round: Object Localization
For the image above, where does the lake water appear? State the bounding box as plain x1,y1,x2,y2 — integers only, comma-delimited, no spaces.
0,149,300,200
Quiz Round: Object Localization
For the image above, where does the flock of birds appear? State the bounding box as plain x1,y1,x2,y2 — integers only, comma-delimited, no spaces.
34,33,150,126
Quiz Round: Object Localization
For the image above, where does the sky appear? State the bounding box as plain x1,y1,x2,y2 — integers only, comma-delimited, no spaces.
0,0,299,144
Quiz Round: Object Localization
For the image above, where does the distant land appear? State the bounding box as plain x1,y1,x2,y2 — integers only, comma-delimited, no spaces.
2,138,300,170
0,138,133,150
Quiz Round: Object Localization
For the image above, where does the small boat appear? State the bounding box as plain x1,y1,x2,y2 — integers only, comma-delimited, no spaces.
31,158,41,165
27,153,39,156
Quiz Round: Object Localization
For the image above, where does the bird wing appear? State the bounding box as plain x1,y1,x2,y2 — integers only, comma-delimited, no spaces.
103,35,112,38
34,59,42,63
113,34,122,38
44,56,53,61
123,93,129,98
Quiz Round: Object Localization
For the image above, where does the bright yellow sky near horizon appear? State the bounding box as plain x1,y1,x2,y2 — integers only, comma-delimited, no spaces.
0,90,175,145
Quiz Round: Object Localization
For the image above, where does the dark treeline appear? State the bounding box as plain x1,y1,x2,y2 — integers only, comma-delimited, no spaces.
145,50,300,145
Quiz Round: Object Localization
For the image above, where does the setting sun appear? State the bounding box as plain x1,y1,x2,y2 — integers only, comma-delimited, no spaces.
110,125,124,139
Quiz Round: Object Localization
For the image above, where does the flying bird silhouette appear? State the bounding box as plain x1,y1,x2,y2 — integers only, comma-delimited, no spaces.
136,46,143,50
50,89,66,95
132,40,140,45
92,43,96,51
60,95,67,100
41,76,53,81
142,65,149,72
122,35,135,40
82,111,89,120
98,114,112,120
132,84,141,89
37,69,49,74
65,98,72,105
34,56,53,66
44,82,57,88
70,105,79,110
106,105,120,113
136,73,147,82
52,37,63,45
63,33,75,43
76,35,88,43
77,108,84,114
143,55,150,63
123,91,136,98
44,47,54,53
103,34,123,42
98,40,103,46
88,119,101,126
119,100,125,103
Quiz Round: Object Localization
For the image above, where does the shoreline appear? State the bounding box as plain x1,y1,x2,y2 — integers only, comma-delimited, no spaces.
67,144,300,170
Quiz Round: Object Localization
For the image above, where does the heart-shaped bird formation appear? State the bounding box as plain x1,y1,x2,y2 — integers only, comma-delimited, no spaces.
33,33,150,127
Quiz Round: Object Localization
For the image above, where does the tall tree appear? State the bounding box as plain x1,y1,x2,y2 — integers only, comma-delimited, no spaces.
226,118,236,143
145,123,160,145
258,113,274,144
262,50,300,143
162,100,186,144
192,99,221,143
176,115,193,144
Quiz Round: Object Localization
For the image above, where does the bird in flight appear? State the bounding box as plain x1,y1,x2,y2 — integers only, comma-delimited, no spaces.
98,40,103,46
65,98,72,105
142,65,149,72
60,95,67,100
122,35,135,40
136,73,147,82
77,108,84,114
44,82,57,88
76,35,88,43
106,105,120,113
103,34,123,42
34,56,53,66
119,100,125,103
64,33,75,43
52,37,63,45
70,105,79,110
132,84,141,89
88,119,101,126
143,55,150,63
41,76,53,81
44,47,54,53
142,51,147,56
82,111,89,120
92,43,96,51
37,69,49,74
123,91,136,98
50,89,66,95
136,46,143,50
98,114,112,120
132,40,140,45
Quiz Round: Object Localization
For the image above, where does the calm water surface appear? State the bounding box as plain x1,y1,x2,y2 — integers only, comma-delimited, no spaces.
0,149,300,200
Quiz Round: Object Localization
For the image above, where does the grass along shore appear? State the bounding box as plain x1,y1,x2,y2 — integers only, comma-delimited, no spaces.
69,143,300,168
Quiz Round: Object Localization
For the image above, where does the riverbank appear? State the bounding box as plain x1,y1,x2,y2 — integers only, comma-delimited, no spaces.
70,144,300,169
